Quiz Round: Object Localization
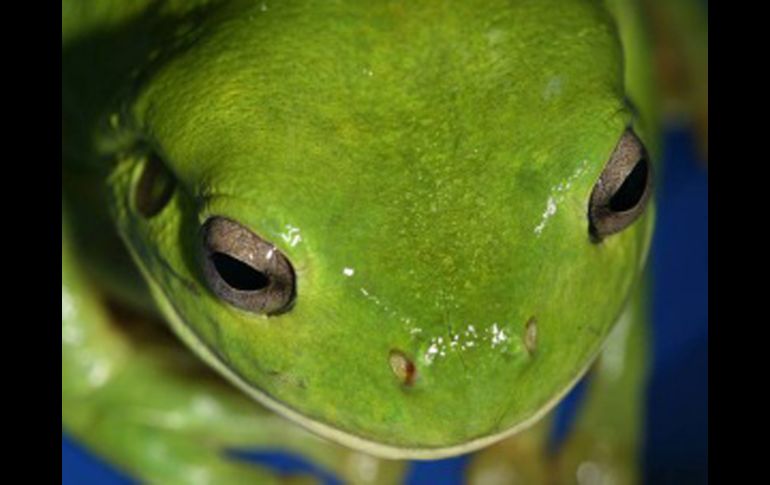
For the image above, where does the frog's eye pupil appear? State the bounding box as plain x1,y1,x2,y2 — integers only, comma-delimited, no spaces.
135,152,175,218
608,157,649,212
210,252,271,291
588,129,653,241
201,217,296,315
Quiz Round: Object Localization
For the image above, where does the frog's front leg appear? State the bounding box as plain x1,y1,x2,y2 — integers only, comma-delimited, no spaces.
464,413,556,484
63,213,408,485
466,283,650,485
545,283,649,485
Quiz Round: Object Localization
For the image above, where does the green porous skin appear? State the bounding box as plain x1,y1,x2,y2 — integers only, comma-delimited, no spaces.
63,0,669,478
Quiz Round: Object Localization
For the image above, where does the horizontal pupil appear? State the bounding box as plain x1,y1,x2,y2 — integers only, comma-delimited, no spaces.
211,252,270,291
609,158,648,212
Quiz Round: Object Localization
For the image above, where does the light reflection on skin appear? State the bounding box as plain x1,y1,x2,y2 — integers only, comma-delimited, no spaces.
354,277,525,368
279,224,302,247
534,159,590,236
332,220,523,350
343,262,528,365
421,322,524,365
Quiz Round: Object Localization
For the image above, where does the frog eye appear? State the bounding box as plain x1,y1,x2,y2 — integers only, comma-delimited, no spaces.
135,152,176,218
588,129,653,241
201,217,296,315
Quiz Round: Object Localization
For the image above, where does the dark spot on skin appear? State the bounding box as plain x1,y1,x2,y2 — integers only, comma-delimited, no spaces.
389,350,417,386
525,316,538,355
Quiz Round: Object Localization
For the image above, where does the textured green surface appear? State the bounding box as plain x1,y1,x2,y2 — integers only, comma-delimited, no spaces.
63,0,656,462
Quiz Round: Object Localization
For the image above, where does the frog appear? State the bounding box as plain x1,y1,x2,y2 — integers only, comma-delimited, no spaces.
62,0,705,483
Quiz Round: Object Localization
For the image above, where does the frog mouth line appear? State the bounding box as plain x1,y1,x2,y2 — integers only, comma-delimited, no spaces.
129,243,606,459
158,296,608,458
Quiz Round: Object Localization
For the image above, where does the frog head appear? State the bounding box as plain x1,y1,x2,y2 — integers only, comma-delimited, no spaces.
105,0,654,458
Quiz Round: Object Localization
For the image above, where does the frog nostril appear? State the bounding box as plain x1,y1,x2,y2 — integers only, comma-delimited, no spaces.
201,217,296,315
524,316,538,355
389,350,417,386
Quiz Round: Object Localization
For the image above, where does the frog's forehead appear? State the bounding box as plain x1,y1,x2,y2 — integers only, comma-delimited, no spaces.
126,0,649,456
138,0,630,322
139,0,627,183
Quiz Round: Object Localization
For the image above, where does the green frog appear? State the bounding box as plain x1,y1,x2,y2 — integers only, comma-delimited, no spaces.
62,0,706,482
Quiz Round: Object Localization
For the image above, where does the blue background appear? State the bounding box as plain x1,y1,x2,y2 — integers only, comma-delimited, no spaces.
62,128,708,484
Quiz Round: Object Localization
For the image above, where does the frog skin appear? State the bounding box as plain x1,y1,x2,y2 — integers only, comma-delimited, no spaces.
62,0,671,482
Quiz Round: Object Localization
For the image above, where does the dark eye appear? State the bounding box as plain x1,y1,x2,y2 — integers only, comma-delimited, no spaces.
588,130,653,241
201,217,296,315
135,152,176,218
